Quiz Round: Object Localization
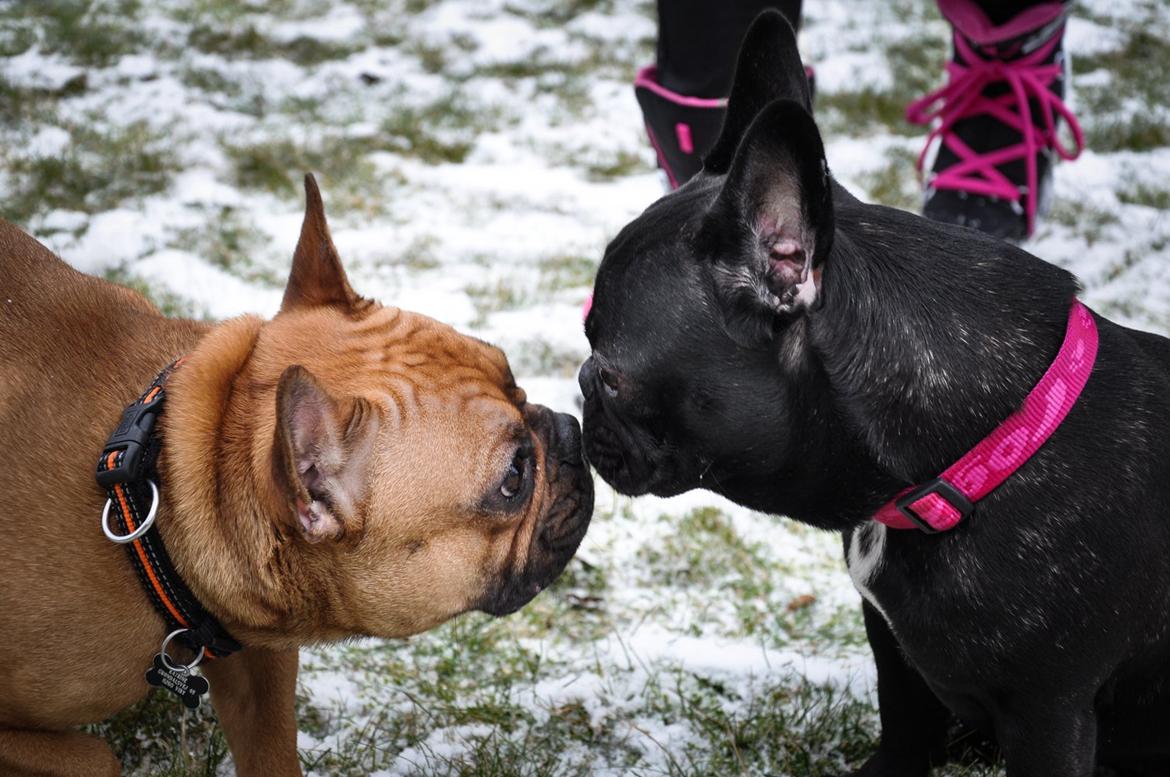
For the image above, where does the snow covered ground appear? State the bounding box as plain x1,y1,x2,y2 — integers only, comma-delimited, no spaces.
2,0,1168,774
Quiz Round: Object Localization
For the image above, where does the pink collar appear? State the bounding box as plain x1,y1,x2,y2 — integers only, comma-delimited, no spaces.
873,301,1098,533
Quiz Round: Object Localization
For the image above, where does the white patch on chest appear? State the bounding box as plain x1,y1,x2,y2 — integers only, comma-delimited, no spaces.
847,522,894,627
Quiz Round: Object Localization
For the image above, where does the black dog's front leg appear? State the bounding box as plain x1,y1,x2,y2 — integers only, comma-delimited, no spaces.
996,698,1097,777
846,602,950,777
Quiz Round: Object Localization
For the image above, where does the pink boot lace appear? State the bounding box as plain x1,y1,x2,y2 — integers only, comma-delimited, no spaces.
906,30,1084,236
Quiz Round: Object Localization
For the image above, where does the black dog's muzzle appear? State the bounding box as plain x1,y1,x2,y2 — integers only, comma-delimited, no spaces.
577,357,663,496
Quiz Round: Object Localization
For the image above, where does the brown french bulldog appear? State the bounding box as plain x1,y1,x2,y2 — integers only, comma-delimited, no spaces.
0,174,592,776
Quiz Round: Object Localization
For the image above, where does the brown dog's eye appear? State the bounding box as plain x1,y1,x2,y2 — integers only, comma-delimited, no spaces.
500,449,528,499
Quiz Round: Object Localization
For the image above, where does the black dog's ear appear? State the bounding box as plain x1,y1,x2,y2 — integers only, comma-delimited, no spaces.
699,99,833,341
702,11,810,176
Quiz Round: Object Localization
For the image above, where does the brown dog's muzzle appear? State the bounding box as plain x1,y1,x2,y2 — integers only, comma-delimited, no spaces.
480,408,593,616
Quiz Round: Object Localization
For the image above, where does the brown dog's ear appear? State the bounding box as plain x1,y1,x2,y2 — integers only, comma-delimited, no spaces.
703,11,810,177
699,99,833,343
273,365,380,542
280,173,367,314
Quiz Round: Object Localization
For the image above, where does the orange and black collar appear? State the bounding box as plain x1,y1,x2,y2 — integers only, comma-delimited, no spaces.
96,358,241,660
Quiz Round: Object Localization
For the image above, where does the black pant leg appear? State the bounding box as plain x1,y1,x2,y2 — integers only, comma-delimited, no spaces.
971,0,1073,26
655,0,802,98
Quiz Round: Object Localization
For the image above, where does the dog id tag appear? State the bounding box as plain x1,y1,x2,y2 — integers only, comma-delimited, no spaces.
145,654,209,709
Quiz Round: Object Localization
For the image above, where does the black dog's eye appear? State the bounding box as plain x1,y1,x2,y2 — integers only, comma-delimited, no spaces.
500,448,529,499
598,366,620,398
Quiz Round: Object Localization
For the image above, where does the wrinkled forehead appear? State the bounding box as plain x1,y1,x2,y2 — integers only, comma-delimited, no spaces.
389,309,518,388
365,313,531,468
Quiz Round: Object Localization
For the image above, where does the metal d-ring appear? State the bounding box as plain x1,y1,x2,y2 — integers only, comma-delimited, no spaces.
101,479,159,544
159,628,205,674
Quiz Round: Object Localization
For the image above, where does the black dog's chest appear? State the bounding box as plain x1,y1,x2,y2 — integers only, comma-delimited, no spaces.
845,525,1024,732
847,493,1170,707
847,522,1054,685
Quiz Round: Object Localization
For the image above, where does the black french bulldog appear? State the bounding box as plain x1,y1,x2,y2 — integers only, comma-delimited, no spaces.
579,12,1170,777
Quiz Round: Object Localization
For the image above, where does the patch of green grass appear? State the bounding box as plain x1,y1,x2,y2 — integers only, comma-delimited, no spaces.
633,508,867,648
3,0,147,68
223,134,390,214
507,339,588,377
1076,29,1170,108
857,147,920,211
0,119,178,224
467,255,595,327
169,0,362,63
226,138,313,195
584,148,649,182
0,76,44,127
178,65,241,99
348,0,430,18
467,277,531,324
660,671,876,776
1099,234,1170,289
479,44,636,86
381,95,489,164
818,88,917,137
503,0,613,29
1047,198,1121,247
225,96,484,210
1076,30,1170,152
637,507,792,638
295,617,573,774
0,15,36,57
475,59,548,80
1117,181,1170,211
817,34,946,139
1100,247,1145,284
0,72,87,126
179,66,269,117
408,720,598,777
408,40,451,75
187,24,359,66
90,689,228,776
639,508,768,590
1085,114,1170,154
537,254,598,291
169,204,283,287
173,0,335,23
390,235,443,271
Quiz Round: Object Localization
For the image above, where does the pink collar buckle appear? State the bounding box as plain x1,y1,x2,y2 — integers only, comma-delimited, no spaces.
873,300,1098,533
893,477,975,534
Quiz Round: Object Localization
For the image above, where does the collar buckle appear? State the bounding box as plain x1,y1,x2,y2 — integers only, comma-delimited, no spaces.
96,394,163,487
895,477,974,533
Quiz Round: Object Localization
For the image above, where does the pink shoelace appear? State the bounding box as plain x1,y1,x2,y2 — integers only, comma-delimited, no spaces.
906,30,1085,236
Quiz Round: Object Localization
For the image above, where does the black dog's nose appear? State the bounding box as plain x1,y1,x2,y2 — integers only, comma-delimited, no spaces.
578,357,597,400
